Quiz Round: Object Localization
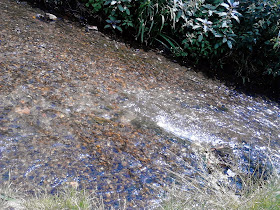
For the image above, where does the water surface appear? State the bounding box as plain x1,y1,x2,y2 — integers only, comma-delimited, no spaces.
0,0,279,208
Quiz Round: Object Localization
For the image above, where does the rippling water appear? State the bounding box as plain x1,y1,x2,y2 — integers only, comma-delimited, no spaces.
123,86,280,148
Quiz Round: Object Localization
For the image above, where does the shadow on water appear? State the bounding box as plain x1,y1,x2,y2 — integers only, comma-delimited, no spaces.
0,0,280,208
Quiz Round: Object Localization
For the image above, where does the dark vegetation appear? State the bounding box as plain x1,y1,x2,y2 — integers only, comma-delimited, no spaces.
23,0,280,101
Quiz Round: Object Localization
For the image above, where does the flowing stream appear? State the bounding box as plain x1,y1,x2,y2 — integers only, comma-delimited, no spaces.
0,0,279,208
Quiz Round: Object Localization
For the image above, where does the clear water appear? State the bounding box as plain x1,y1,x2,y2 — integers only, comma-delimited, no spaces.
0,0,279,208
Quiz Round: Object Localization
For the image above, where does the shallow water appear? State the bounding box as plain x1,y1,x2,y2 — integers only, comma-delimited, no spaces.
122,86,280,148
0,0,280,208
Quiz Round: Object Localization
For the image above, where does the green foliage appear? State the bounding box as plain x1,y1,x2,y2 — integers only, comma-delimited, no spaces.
85,0,103,13
23,186,98,210
232,0,280,78
84,0,135,31
164,0,280,80
156,34,187,57
43,0,278,87
103,0,134,30
35,0,280,83
135,0,170,44
105,15,123,31
168,0,242,61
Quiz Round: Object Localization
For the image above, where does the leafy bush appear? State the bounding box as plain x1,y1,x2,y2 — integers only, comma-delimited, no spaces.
166,0,280,80
84,0,135,32
104,0,134,31
171,0,242,59
82,0,279,84
85,0,104,13
232,0,280,79
28,0,280,92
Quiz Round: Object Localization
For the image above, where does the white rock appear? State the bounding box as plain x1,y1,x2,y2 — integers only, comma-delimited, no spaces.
87,25,98,31
45,13,57,21
226,169,236,177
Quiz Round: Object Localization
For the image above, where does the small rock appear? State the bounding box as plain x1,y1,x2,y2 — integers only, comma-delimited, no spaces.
67,181,79,189
216,104,228,112
15,107,30,115
36,13,57,21
86,25,98,32
45,13,57,21
226,169,236,177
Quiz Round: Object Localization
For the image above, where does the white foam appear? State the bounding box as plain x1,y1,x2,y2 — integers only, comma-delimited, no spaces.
155,115,225,146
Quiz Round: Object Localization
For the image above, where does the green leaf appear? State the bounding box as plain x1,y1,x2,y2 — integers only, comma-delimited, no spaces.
160,15,165,32
222,21,228,28
198,35,203,42
148,20,154,34
136,20,144,42
110,16,116,21
126,8,130,15
116,26,123,32
223,37,227,43
232,15,240,23
176,10,182,21
214,33,223,38
111,0,117,5
227,40,232,49
193,25,201,30
273,42,279,49
104,1,110,6
141,23,145,43
214,42,220,49
118,4,124,12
